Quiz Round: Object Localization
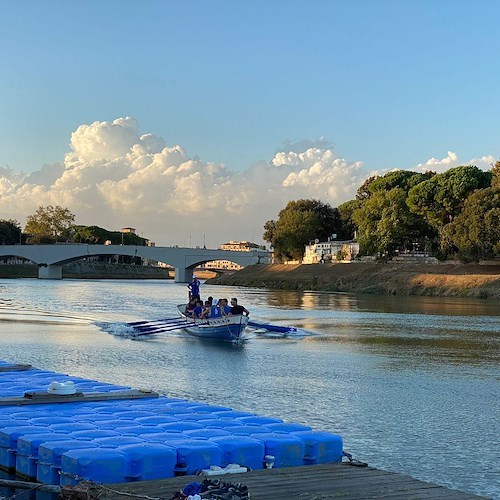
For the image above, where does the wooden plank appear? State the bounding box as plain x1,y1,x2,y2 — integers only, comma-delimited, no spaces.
0,389,159,406
65,463,487,500
0,364,32,372
0,479,61,494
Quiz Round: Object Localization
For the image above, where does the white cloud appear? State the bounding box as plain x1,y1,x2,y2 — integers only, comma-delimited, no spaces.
410,151,496,174
412,151,459,173
0,118,496,246
70,117,140,161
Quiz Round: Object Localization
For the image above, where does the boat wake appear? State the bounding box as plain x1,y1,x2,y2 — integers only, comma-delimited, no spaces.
96,321,185,339
0,303,92,326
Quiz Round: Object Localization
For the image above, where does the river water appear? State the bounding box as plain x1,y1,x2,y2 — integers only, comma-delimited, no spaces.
0,278,498,498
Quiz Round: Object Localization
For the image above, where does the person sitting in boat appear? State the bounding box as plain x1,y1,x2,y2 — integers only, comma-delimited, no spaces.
187,276,201,301
193,299,210,319
201,300,212,319
229,297,249,316
217,298,230,316
184,297,197,317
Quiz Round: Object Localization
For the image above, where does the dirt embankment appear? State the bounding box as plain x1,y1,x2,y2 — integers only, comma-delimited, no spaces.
206,262,500,299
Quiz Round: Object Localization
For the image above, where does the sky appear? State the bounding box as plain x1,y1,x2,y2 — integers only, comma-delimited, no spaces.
1,0,499,247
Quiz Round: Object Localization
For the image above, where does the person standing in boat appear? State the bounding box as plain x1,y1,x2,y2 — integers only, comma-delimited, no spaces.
229,297,249,316
187,276,201,301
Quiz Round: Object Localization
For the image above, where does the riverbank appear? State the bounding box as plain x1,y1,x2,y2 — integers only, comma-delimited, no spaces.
0,263,217,280
206,262,500,299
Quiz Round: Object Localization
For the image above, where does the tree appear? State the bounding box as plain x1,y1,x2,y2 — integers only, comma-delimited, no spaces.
24,205,76,244
0,219,22,245
356,170,434,200
440,187,500,261
407,165,492,230
72,225,148,246
337,199,362,240
368,170,434,194
264,199,340,262
353,188,435,257
262,220,276,246
492,160,500,189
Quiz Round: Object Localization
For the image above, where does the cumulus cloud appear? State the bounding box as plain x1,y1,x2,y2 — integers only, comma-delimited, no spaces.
0,117,496,246
411,151,496,174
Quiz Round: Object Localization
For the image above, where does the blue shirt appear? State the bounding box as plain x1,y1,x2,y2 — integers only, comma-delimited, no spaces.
188,280,200,296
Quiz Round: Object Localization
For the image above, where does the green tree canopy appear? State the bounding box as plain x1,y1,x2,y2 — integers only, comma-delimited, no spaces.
0,219,22,245
440,187,500,261
337,199,362,240
24,205,76,244
492,160,500,189
356,170,434,200
407,165,492,229
263,199,340,262
367,170,434,195
353,188,435,257
73,225,148,245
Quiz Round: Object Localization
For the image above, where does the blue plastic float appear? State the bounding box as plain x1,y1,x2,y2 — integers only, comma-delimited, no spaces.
0,359,343,485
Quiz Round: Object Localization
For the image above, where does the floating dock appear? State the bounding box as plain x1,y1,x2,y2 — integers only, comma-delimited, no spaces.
0,360,342,486
81,463,488,500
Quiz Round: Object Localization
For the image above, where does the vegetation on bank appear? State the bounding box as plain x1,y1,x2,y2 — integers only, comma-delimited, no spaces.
1,206,148,246
207,263,500,299
264,163,500,263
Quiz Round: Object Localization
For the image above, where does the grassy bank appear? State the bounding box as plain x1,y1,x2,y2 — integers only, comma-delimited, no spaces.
206,262,500,299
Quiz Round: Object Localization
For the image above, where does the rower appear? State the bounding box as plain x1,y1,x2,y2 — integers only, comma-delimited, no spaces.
229,298,249,316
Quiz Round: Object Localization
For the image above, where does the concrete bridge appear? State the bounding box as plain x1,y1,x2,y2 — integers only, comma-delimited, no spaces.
0,244,270,282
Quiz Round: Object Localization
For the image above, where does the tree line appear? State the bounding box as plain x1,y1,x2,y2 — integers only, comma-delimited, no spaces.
264,162,500,263
0,205,148,246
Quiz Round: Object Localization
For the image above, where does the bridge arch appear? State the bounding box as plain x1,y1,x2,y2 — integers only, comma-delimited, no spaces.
0,244,270,281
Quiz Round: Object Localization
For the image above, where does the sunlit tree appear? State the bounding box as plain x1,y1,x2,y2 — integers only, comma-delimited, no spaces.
24,205,75,244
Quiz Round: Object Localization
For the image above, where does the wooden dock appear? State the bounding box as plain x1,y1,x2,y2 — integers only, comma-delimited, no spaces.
63,463,488,499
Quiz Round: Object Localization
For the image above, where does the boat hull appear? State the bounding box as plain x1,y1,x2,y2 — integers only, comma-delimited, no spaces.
177,306,249,342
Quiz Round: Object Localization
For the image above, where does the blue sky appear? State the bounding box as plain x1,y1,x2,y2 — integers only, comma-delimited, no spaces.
2,0,499,173
0,0,499,245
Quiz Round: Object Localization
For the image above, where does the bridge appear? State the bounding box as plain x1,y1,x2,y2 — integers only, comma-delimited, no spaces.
0,244,270,282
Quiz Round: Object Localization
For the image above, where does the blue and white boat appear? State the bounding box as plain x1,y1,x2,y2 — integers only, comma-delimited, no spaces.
176,304,249,342
127,306,297,342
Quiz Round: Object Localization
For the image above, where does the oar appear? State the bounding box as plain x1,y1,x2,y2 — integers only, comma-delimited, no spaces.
132,320,209,336
132,319,189,332
247,320,298,334
128,317,182,327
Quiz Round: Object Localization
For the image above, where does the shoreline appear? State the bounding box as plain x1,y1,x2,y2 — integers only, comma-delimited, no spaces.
206,262,500,299
2,261,499,299
0,263,217,280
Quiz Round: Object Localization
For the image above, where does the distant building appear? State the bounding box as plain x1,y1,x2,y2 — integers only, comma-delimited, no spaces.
120,227,136,234
303,238,359,264
219,240,264,251
202,240,265,270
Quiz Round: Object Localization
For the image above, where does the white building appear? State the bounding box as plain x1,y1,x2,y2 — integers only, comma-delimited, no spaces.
303,239,359,264
201,241,265,271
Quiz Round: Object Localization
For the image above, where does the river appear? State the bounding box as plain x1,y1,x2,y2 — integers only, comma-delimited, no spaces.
0,278,498,499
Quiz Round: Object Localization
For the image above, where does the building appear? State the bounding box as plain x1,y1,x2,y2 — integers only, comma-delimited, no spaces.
120,227,136,234
303,239,359,264
202,241,265,271
219,240,264,251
